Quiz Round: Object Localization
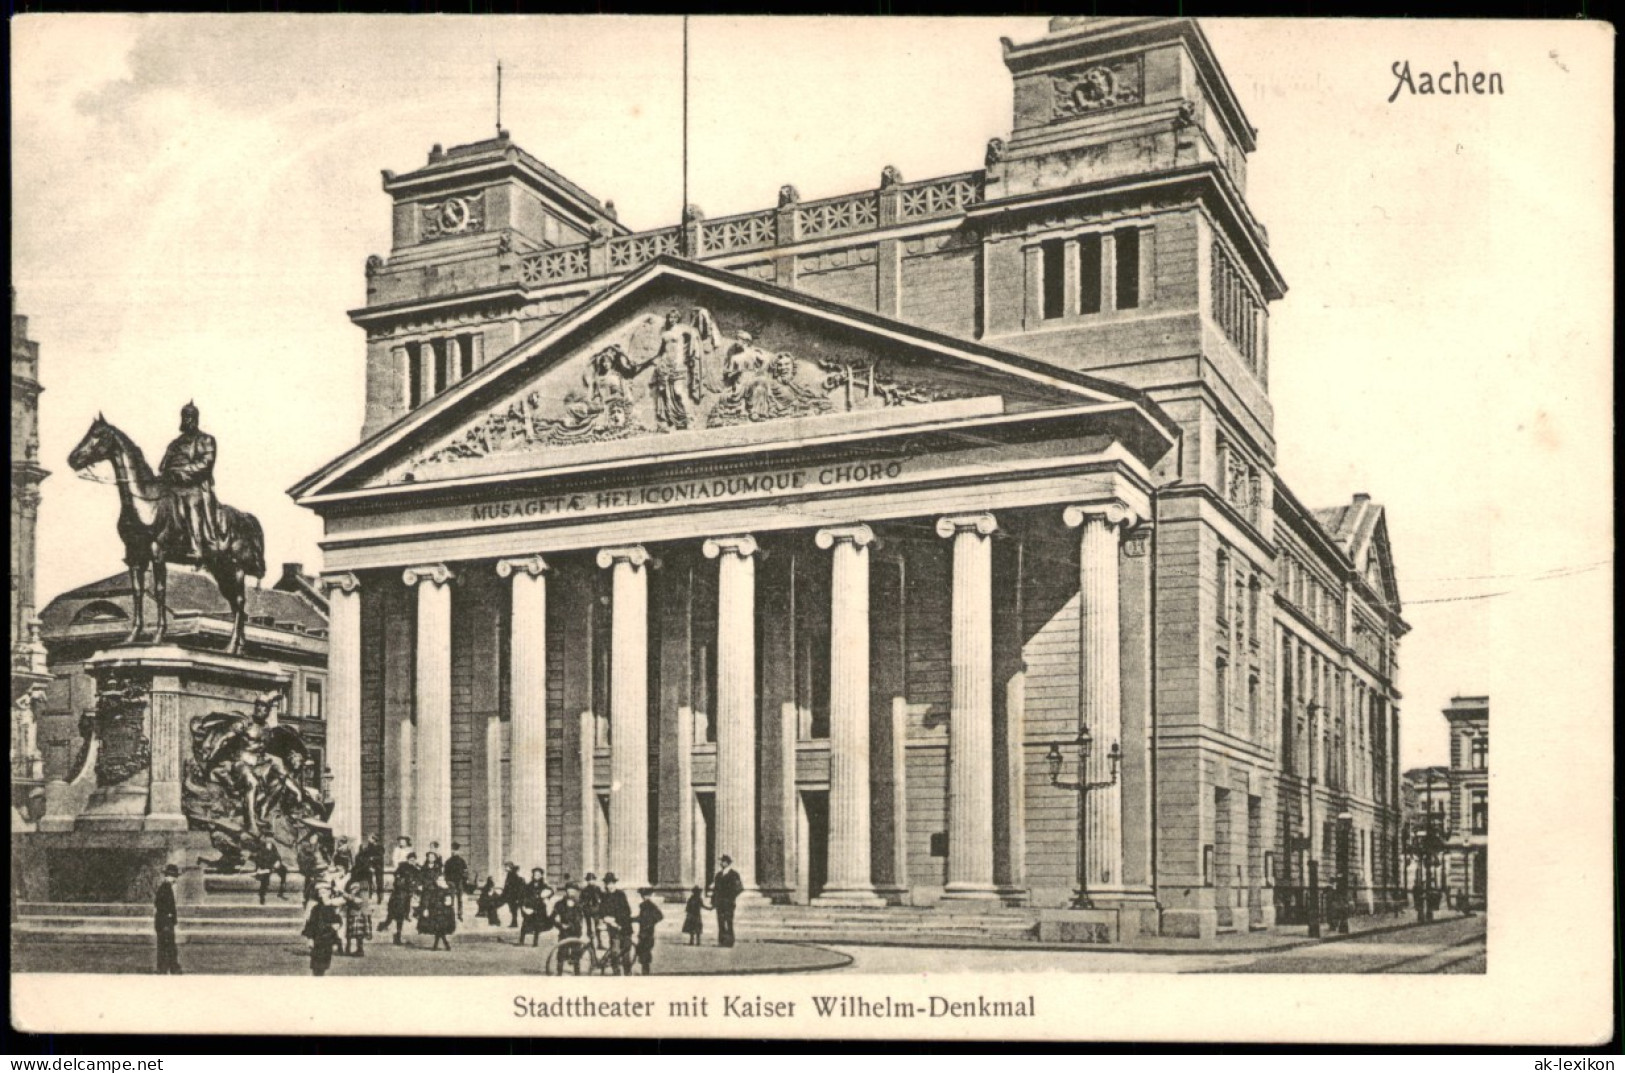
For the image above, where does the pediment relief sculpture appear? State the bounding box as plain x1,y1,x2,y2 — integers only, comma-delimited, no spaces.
416,306,972,465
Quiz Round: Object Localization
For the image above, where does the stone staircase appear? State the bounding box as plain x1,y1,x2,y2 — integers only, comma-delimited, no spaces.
736,903,1040,945
14,874,1043,948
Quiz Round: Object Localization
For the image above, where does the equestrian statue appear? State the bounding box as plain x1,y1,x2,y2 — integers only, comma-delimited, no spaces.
67,403,266,655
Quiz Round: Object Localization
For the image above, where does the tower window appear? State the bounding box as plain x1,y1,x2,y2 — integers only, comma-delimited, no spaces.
1041,239,1066,320
1077,233,1103,315
1114,227,1140,309
407,346,424,408
432,340,450,396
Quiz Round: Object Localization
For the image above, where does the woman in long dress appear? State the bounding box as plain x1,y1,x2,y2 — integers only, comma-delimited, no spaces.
419,874,457,951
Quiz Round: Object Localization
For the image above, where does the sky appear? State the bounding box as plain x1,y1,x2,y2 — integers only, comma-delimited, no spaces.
10,16,1614,777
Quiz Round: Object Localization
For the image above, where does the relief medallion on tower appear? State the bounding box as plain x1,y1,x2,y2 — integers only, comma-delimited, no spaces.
1052,57,1143,119
420,192,486,239
416,306,971,465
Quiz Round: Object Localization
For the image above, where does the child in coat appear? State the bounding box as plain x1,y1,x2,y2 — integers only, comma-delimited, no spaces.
681,885,707,946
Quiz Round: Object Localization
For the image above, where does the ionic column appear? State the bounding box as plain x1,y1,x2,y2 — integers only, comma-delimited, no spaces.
321,572,363,841
596,545,651,891
1064,501,1139,891
815,525,886,905
703,535,760,895
404,563,454,854
498,555,549,873
936,512,1000,900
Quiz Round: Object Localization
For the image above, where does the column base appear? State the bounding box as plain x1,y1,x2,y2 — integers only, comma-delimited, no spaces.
734,888,773,906
813,885,888,908
941,882,1002,902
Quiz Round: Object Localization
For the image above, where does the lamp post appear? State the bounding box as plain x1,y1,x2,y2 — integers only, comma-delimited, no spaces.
1406,768,1451,923
1047,726,1121,910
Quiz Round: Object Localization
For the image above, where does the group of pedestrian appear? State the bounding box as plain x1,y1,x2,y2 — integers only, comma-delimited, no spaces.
152,828,750,976
378,836,463,951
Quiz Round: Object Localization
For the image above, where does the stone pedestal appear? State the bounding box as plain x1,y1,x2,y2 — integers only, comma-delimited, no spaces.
1036,899,1159,944
13,644,291,905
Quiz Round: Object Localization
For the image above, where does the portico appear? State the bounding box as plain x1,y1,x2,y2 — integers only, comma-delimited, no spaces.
293,259,1174,914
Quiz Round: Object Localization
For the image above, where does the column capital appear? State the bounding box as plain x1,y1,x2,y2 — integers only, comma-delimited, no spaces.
815,524,876,551
596,545,651,571
319,572,361,596
702,535,760,560
402,563,455,588
935,512,998,540
495,554,549,579
1063,500,1143,532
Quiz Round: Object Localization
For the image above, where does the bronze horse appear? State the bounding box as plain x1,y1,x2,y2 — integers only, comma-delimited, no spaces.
67,415,266,654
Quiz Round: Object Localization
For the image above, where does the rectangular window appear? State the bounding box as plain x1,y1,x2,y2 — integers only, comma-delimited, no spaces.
432,339,450,395
458,333,476,380
1078,233,1103,315
1469,734,1488,771
304,680,324,720
1247,675,1260,741
1248,580,1260,644
1471,789,1488,834
1217,549,1230,623
1041,239,1066,320
407,344,424,408
1114,227,1140,309
1215,657,1229,731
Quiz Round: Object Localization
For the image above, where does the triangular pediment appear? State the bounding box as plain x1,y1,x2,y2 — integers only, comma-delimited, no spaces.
293,258,1167,499
1357,511,1401,610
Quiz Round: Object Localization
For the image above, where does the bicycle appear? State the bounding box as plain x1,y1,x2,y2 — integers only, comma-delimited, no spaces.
544,936,601,976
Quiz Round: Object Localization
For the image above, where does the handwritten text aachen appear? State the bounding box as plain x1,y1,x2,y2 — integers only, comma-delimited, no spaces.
1389,60,1505,102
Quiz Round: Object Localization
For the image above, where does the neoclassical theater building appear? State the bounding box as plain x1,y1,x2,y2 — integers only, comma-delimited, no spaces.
293,17,1407,937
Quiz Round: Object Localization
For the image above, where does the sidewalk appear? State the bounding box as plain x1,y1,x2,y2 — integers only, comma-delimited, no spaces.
743,907,1479,956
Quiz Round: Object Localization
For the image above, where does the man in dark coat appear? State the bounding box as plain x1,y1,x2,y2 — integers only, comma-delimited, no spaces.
709,855,744,948
352,834,385,902
153,864,182,975
634,887,664,976
549,884,587,974
296,832,324,907
500,862,527,927
601,873,634,975
579,872,605,946
517,868,554,947
443,843,469,921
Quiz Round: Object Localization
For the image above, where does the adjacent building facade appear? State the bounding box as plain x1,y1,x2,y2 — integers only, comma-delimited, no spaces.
293,17,1406,936
1443,695,1488,909
11,289,51,824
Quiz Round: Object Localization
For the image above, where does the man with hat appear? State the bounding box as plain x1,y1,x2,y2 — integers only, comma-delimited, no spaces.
155,400,222,562
578,871,605,947
153,863,182,975
549,883,587,974
500,861,527,928
709,854,745,948
601,873,634,975
634,887,665,976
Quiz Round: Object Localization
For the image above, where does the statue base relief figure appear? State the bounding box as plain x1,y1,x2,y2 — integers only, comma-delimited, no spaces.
16,646,306,907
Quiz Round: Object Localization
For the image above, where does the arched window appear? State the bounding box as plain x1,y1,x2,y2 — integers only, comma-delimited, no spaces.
71,600,128,626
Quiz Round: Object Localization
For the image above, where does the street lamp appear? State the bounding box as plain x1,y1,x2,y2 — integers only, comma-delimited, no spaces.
1405,768,1452,922
1047,726,1121,910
